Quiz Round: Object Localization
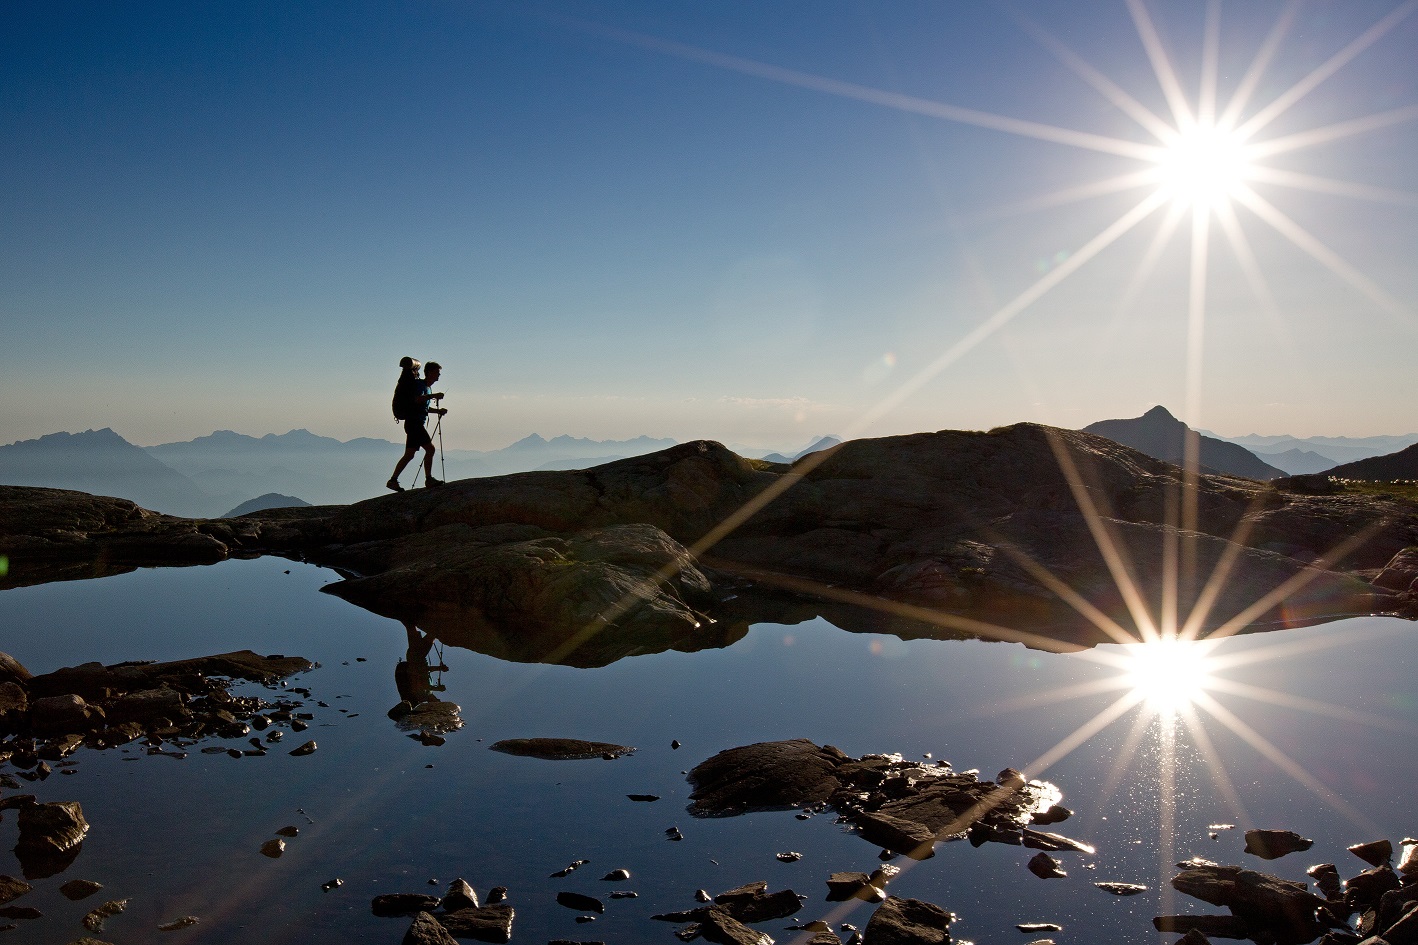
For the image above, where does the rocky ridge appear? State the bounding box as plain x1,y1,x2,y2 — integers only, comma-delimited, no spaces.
4,426,1416,666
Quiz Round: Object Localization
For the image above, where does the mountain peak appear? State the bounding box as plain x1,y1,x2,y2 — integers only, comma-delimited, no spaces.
1142,405,1178,422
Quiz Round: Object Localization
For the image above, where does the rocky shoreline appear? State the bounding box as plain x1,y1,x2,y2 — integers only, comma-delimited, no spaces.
3,427,1416,665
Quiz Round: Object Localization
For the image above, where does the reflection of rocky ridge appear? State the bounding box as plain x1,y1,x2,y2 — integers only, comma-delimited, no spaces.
3,425,1416,666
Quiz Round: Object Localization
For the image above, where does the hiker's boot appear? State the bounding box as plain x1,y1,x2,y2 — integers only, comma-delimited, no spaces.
426,476,444,487
386,478,404,492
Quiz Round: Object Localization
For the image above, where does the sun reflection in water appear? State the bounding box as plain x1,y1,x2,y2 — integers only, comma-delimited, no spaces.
1121,637,1217,716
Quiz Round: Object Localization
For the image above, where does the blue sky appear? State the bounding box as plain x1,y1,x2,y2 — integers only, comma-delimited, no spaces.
3,1,1415,449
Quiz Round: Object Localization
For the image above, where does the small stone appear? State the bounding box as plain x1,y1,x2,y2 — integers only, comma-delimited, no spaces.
404,911,459,945
1308,863,1343,899
1028,853,1067,879
276,826,300,837
1017,922,1063,932
289,740,317,756
486,887,508,904
1093,882,1147,895
82,899,128,932
574,915,596,923
627,794,660,802
556,892,604,914
672,740,681,749
551,859,590,878
158,915,199,931
601,869,631,881
696,889,713,903
777,851,803,862
59,879,103,900
610,891,638,899
260,839,285,858
666,827,684,841
322,879,343,892
371,894,442,917
0,877,32,905
1243,829,1313,860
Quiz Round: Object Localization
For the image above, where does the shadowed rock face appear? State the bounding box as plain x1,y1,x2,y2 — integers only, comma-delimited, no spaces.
3,426,1415,664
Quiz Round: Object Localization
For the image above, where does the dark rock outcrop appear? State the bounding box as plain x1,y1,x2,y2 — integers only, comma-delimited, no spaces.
489,738,634,760
1244,829,1314,860
1166,862,1327,945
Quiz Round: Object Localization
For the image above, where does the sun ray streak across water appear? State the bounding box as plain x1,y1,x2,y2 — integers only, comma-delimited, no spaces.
1192,692,1382,835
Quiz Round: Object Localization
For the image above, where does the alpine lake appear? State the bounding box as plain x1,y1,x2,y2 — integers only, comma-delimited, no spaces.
0,555,1414,944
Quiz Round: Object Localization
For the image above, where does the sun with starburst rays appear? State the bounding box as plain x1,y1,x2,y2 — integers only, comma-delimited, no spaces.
559,2,1416,924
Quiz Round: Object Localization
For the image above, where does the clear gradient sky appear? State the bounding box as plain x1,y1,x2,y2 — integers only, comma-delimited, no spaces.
3,1,1415,450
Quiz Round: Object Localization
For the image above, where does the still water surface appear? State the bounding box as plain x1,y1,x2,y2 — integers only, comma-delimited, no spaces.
0,557,1414,943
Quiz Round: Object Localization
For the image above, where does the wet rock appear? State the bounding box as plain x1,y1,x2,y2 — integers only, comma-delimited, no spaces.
276,825,300,837
1094,882,1147,895
852,811,937,859
158,915,199,931
442,878,479,911
610,891,638,899
1400,842,1418,879
82,898,128,932
551,859,590,878
260,839,285,858
490,738,633,760
1170,862,1326,944
1028,853,1067,879
826,873,873,900
666,827,684,841
776,852,803,863
1173,931,1215,945
688,740,848,815
863,897,954,945
322,879,343,892
1021,829,1095,854
1031,804,1073,826
59,879,103,900
403,911,459,945
437,903,514,943
289,740,317,756
1347,866,1401,907
29,694,103,735
15,800,88,877
712,883,803,922
627,794,660,802
1018,923,1063,932
0,905,40,920
556,892,604,914
1244,829,1314,860
1352,841,1396,868
1310,864,1345,899
486,886,508,904
698,904,773,945
601,869,630,881
0,877,31,905
372,894,443,917
397,701,464,737
0,683,29,720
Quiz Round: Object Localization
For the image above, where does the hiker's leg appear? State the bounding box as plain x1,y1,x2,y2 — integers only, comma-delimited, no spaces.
422,443,435,479
392,445,417,479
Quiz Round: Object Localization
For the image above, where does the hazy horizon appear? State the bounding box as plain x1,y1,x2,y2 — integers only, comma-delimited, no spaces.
3,2,1414,451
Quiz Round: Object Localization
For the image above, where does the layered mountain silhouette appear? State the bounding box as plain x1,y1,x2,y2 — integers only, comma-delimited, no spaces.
761,435,843,465
0,429,214,516
1328,442,1418,480
1083,406,1286,480
1249,447,1339,476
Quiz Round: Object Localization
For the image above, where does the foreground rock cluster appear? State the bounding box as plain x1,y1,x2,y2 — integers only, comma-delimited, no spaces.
5,427,1416,666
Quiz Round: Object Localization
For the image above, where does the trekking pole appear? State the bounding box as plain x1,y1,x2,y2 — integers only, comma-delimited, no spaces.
436,410,446,482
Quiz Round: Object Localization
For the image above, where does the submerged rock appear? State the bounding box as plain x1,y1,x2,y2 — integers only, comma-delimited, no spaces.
82,898,128,933
0,877,31,905
490,738,634,760
1028,853,1067,879
15,800,88,878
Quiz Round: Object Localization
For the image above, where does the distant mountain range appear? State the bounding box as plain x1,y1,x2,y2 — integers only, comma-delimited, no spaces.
1,427,690,517
760,435,843,465
1083,407,1287,479
8,417,1414,519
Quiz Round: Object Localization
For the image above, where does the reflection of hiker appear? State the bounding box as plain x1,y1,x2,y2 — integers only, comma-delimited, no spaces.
387,357,447,491
394,621,446,707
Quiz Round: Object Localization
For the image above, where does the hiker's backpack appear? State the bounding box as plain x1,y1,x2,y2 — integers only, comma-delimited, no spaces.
392,371,420,422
